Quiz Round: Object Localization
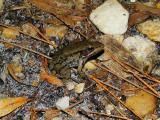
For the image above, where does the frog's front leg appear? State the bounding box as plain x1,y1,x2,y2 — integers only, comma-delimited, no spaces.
59,66,72,84
78,47,104,72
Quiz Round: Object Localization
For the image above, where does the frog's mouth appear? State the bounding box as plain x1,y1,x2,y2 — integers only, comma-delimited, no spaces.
80,48,94,57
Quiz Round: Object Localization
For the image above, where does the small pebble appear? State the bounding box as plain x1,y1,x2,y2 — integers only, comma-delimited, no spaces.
75,83,85,94
66,81,77,91
52,117,62,120
105,104,114,112
55,96,69,110
15,73,25,79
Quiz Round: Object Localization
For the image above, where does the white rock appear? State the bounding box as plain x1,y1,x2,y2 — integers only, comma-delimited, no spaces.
105,104,114,111
66,81,77,90
75,83,85,94
52,117,62,120
55,96,69,110
122,35,157,72
90,0,129,35
130,0,136,2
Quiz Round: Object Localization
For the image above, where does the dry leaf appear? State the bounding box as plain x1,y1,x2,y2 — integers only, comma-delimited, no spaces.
8,64,20,82
1,27,19,39
44,109,60,120
40,71,64,86
127,3,160,16
22,23,38,37
28,0,72,15
125,90,157,117
45,25,68,39
28,0,87,26
0,97,30,117
128,12,150,28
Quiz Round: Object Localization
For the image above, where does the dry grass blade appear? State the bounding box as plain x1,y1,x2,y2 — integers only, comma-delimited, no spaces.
105,51,159,96
0,23,55,46
104,97,126,118
122,61,160,84
87,74,143,120
104,50,160,95
92,62,159,98
95,79,121,91
0,40,51,59
126,70,159,96
88,111,131,120
27,23,56,47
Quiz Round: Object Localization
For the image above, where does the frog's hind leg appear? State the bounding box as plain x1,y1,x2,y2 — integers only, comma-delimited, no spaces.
78,48,103,72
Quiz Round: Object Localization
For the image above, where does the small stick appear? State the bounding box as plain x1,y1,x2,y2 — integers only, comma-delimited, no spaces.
0,40,52,59
123,61,160,84
28,23,57,47
106,49,160,84
88,111,131,120
0,23,56,47
92,62,159,98
99,80,121,91
124,69,159,96
104,97,126,118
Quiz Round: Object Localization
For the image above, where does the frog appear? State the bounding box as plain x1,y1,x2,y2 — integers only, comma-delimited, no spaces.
48,40,104,82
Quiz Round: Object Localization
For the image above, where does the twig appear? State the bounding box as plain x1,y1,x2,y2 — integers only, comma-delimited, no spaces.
123,61,160,83
104,97,127,118
106,49,160,84
92,62,159,98
0,23,56,47
0,40,52,59
98,80,121,91
126,69,159,96
28,23,56,47
88,111,131,120
87,74,143,120
104,50,159,96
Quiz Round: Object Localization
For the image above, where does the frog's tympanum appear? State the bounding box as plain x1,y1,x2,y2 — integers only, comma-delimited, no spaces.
48,40,104,82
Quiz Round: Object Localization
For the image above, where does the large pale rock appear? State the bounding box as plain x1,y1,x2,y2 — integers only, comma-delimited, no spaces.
90,0,129,35
122,35,157,73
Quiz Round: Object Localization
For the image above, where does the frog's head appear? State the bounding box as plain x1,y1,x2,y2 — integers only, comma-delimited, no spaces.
89,41,104,49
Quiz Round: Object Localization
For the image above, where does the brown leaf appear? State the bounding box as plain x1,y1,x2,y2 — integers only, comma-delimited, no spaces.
44,109,60,120
8,64,20,82
0,97,31,117
127,3,160,16
40,71,64,86
125,90,157,117
128,12,150,28
28,0,87,26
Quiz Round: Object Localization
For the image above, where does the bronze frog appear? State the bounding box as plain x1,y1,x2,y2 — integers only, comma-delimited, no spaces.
48,40,104,81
